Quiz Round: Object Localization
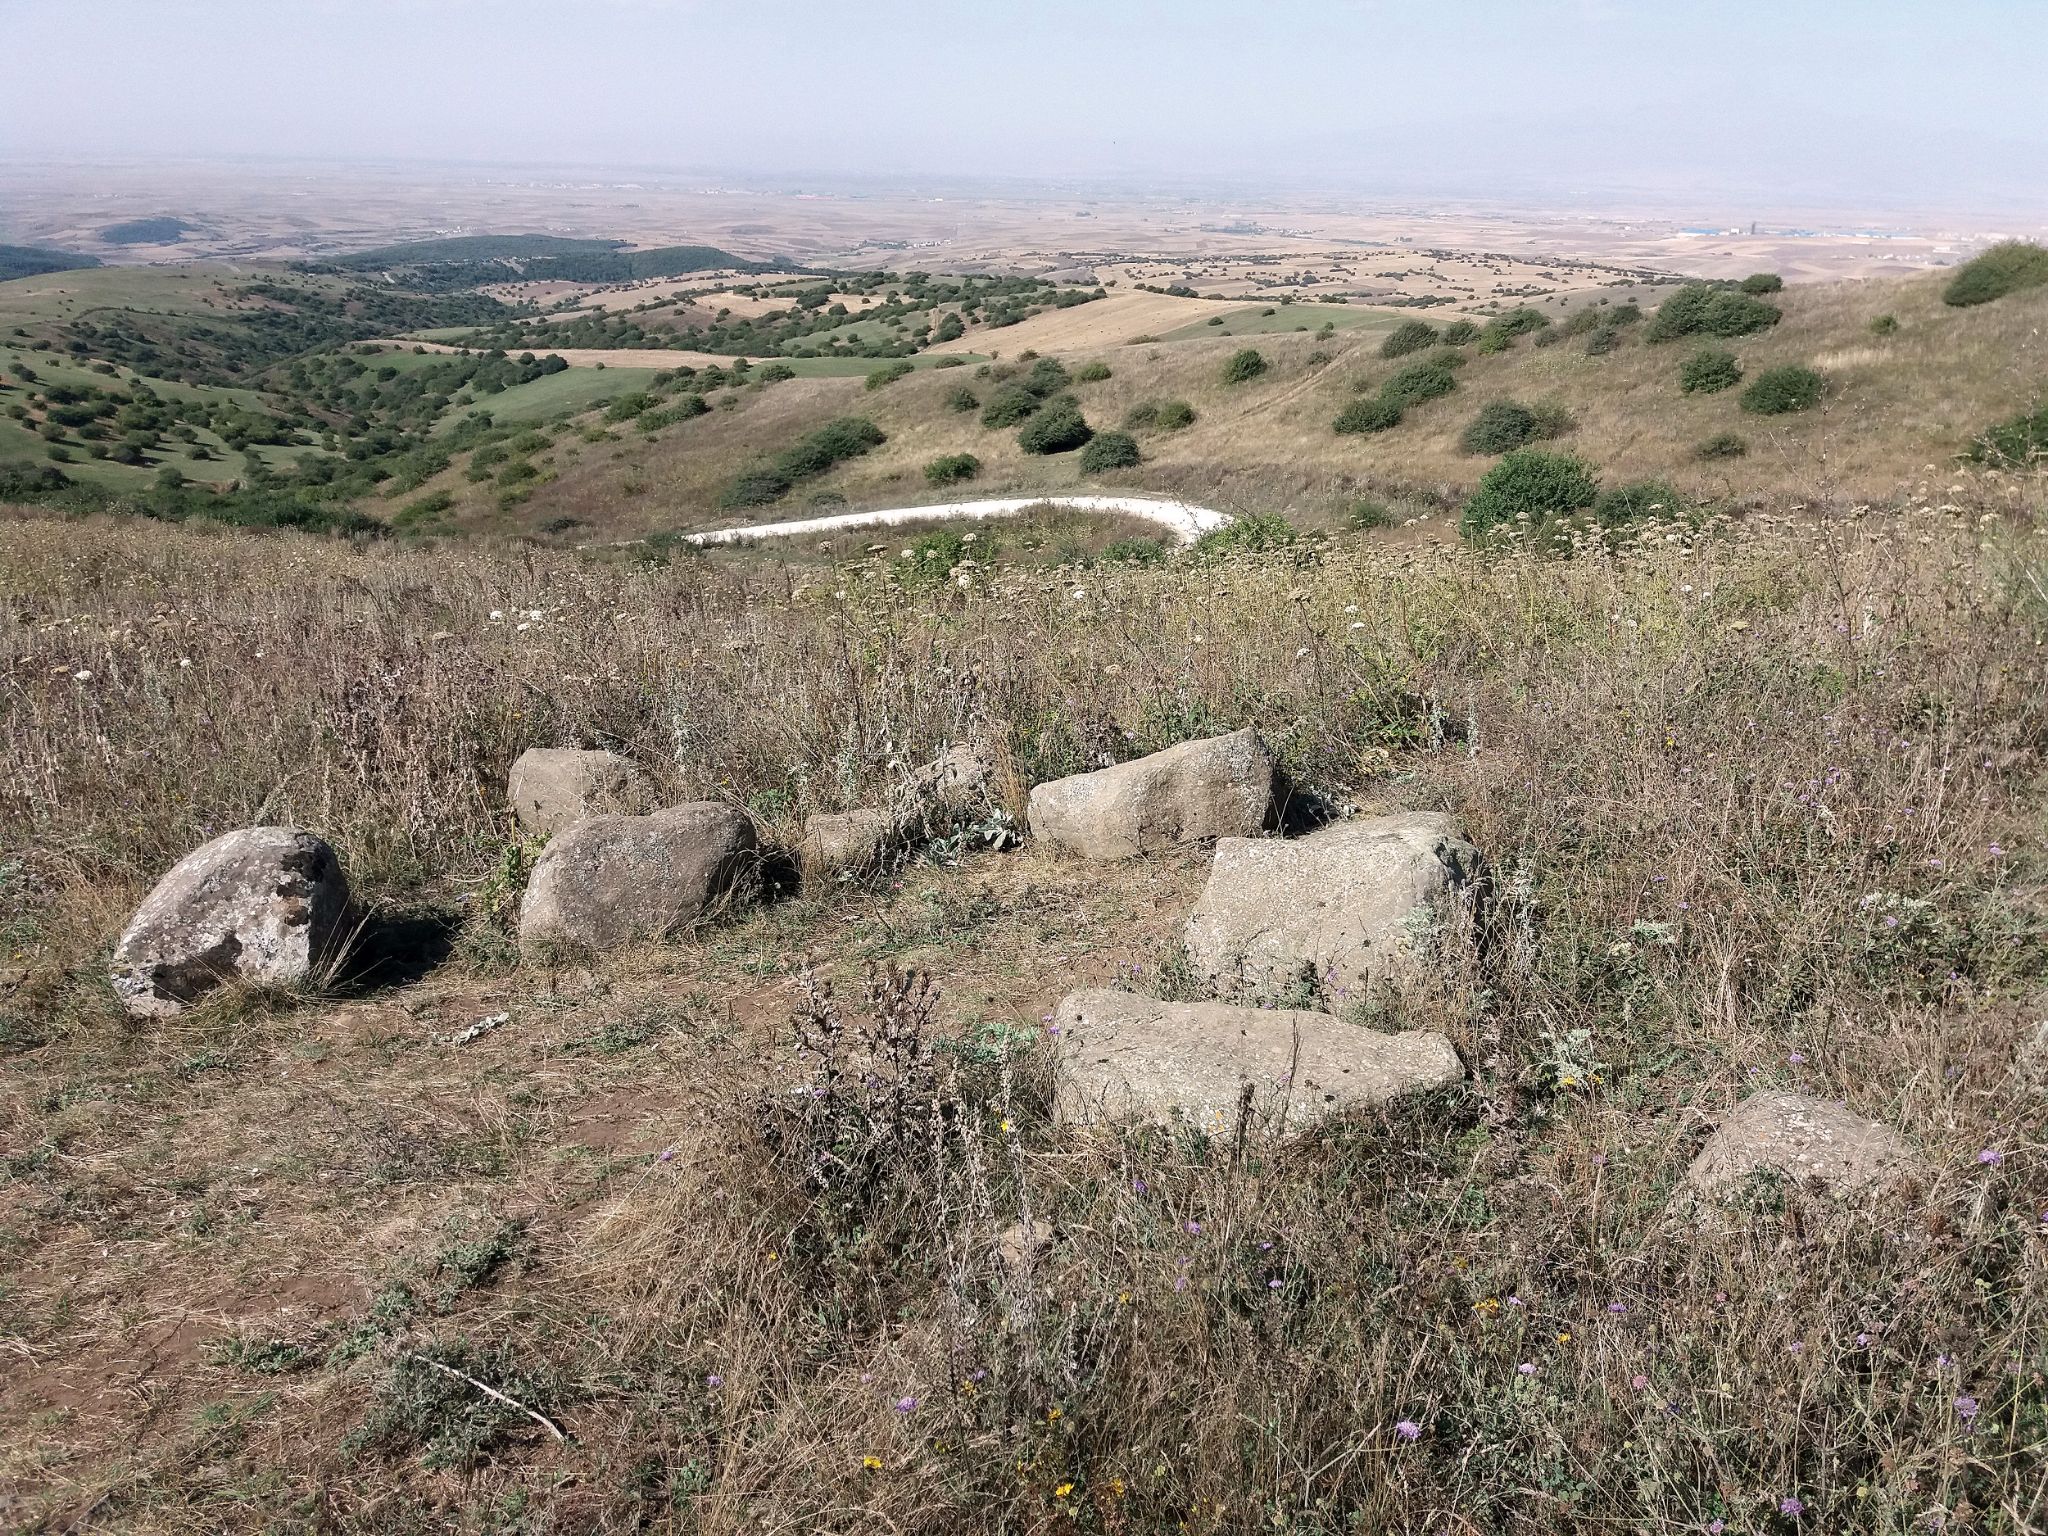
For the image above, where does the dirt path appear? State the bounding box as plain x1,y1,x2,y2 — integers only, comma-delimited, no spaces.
683,494,1233,548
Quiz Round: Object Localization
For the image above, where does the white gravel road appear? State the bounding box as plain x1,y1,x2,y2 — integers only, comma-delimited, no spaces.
682,495,1233,548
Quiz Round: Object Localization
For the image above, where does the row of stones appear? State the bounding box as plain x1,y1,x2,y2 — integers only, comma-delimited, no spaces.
106,730,1920,1198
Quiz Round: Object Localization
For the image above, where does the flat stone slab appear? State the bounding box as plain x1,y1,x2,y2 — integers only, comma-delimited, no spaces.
1685,1091,1923,1197
1183,811,1480,998
1053,988,1462,1132
518,803,754,950
1028,728,1273,861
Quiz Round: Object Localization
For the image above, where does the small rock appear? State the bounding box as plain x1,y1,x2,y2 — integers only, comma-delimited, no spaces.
518,804,755,950
799,808,895,884
995,1218,1055,1270
1028,728,1273,860
1053,988,1461,1131
111,827,348,1018
507,747,655,839
1183,811,1480,997
1685,1092,1923,1198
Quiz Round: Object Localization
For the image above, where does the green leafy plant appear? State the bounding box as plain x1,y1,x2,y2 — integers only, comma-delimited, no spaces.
1347,498,1395,530
1334,395,1403,435
1078,430,1141,471
1645,284,1781,341
1695,430,1748,459
1593,478,1683,526
1679,347,1743,395
1741,365,1825,415
1869,314,1900,336
924,452,981,486
1124,398,1195,431
1220,348,1268,384
1381,359,1458,408
1459,448,1599,540
1074,361,1112,383
865,360,914,390
1943,241,2048,307
1739,273,1784,295
1966,400,2048,466
1017,399,1092,454
1461,400,1539,455
979,386,1040,429
1380,320,1439,359
1440,319,1479,346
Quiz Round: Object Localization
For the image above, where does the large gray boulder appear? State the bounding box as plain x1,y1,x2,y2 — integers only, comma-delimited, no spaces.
1054,988,1461,1131
1183,811,1479,999
507,747,655,839
518,803,755,950
1028,729,1273,860
111,827,348,1018
1685,1092,1923,1198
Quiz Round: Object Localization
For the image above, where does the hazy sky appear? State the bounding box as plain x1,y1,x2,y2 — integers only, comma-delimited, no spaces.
7,0,2044,208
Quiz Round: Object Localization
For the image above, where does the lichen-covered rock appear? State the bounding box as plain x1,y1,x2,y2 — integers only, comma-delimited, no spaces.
1053,988,1462,1132
1685,1092,1923,1198
1183,811,1480,997
111,827,348,1018
799,808,895,884
1027,729,1273,860
507,747,655,838
518,803,755,950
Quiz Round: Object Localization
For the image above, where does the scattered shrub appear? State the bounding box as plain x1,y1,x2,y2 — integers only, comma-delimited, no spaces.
756,362,797,382
1583,325,1622,356
1476,308,1551,352
1017,399,1092,455
1967,401,2048,466
1645,284,1781,341
1381,359,1459,408
945,385,979,413
1380,320,1439,359
1125,399,1195,431
1073,361,1112,383
1869,314,1900,336
979,386,1040,429
1942,241,2048,307
1440,320,1479,346
1679,347,1743,395
602,392,654,423
1461,400,1539,455
1192,511,1296,557
1333,396,1403,435
1739,273,1784,295
720,468,792,508
1078,430,1141,472
1593,478,1683,526
1347,498,1395,530
721,416,885,507
1220,348,1268,384
924,452,981,486
1741,365,1825,415
1528,401,1575,439
1695,431,1749,460
865,360,914,390
1459,449,1599,540
1022,357,1071,396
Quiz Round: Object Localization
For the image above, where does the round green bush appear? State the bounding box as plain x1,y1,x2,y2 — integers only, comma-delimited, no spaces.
1869,314,1899,337
1645,284,1781,341
864,359,914,390
1381,359,1458,408
1458,449,1599,540
1334,396,1403,435
924,452,980,486
945,385,979,413
1967,401,2048,466
1100,537,1166,566
1942,241,2048,307
1741,365,1825,415
1347,498,1395,530
1679,347,1743,395
1440,320,1479,346
980,386,1040,429
1017,400,1093,454
1220,348,1268,385
1739,273,1784,295
1460,400,1538,455
1380,320,1439,359
720,467,792,508
1153,399,1196,430
1078,430,1141,472
1074,361,1112,383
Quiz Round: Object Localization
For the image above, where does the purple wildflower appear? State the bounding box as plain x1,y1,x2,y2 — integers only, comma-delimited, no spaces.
706,1373,723,1388
893,1396,918,1414
1185,1220,1201,1235
1954,1394,1980,1422
1607,1302,1628,1315
1977,1148,2004,1167
1517,1362,1536,1376
1780,1495,1805,1516
1393,1419,1421,1442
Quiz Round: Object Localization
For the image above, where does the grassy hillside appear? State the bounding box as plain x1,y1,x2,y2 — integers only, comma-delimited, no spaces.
0,509,2044,1529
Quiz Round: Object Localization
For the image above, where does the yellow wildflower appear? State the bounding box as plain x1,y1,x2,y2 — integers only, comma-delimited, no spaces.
1474,1296,1501,1316
1556,1331,1572,1344
1047,1406,1063,1422
1055,1482,1075,1498
861,1455,883,1470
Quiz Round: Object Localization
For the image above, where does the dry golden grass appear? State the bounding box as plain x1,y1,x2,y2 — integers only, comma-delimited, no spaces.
925,291,1221,355
3,497,2048,1529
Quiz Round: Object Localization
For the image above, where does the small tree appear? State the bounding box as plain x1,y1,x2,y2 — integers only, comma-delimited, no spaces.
1459,449,1599,540
1942,241,2048,307
1074,361,1112,382
1739,273,1784,294
1380,320,1439,359
1440,320,1479,346
979,386,1039,429
1741,365,1825,415
1679,347,1743,394
1079,430,1141,471
1220,348,1268,384
924,452,980,486
1381,359,1458,408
